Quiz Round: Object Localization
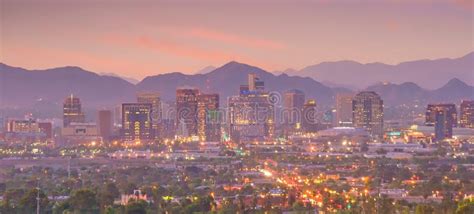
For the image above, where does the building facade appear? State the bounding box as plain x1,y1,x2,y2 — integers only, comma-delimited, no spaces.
460,100,474,128
197,93,220,142
425,104,457,127
282,89,305,127
335,93,354,127
228,74,274,142
137,92,161,139
176,89,199,138
63,95,85,127
97,110,113,141
122,103,152,142
352,91,384,138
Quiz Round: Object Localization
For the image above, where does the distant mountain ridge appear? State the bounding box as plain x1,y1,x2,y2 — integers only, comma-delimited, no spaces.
0,61,472,111
291,52,474,89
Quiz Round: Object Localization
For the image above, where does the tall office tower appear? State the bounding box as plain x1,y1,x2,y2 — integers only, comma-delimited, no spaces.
97,110,113,141
228,74,274,142
459,100,474,128
137,92,161,139
425,104,457,127
121,103,152,142
335,93,354,126
63,95,85,127
302,99,318,132
283,89,305,126
176,88,199,137
432,106,455,141
352,91,384,138
197,94,220,142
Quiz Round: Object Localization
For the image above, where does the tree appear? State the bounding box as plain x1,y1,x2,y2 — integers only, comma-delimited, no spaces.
125,199,148,214
19,188,49,213
415,204,434,214
69,189,99,212
456,200,474,214
99,182,120,209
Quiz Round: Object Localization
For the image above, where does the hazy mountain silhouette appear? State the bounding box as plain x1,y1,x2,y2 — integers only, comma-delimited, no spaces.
1,61,472,111
0,63,136,108
295,52,474,89
365,78,474,106
194,66,217,74
100,72,140,84
137,61,336,105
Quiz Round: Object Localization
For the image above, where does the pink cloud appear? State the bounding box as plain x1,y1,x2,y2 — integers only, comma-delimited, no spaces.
453,0,473,10
134,36,236,62
187,27,286,51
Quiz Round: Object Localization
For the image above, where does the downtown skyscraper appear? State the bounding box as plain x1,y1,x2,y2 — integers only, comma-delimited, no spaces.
459,100,474,128
137,92,161,139
228,74,274,142
176,88,199,138
282,89,305,127
425,104,457,127
352,91,384,138
197,93,220,142
121,103,152,142
63,94,85,127
335,93,354,127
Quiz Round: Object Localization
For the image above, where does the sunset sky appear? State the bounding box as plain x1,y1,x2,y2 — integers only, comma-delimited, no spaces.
1,0,473,80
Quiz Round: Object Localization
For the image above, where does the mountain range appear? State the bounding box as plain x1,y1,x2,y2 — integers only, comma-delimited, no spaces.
0,58,473,112
287,52,474,89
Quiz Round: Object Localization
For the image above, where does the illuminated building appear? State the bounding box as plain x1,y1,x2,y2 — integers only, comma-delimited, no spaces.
176,88,199,137
61,122,98,143
335,93,354,126
7,119,39,133
97,110,113,141
122,103,152,142
6,119,51,140
460,100,474,128
137,92,161,139
425,104,457,127
352,91,384,138
197,93,220,142
63,94,85,127
282,89,305,127
228,74,274,142
426,104,456,140
302,99,318,132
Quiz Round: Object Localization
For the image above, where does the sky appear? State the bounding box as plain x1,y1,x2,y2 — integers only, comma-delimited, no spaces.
1,0,473,80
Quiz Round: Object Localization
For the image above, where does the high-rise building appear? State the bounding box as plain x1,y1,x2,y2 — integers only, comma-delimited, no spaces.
335,93,354,126
137,92,161,139
352,91,384,138
63,95,85,127
122,103,152,142
228,74,274,142
302,99,318,132
197,93,220,142
459,100,474,128
425,104,457,127
97,110,113,141
176,88,199,137
283,89,305,126
430,105,455,141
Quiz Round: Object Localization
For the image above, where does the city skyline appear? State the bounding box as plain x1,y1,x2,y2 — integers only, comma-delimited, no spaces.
0,1,473,213
1,0,473,80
